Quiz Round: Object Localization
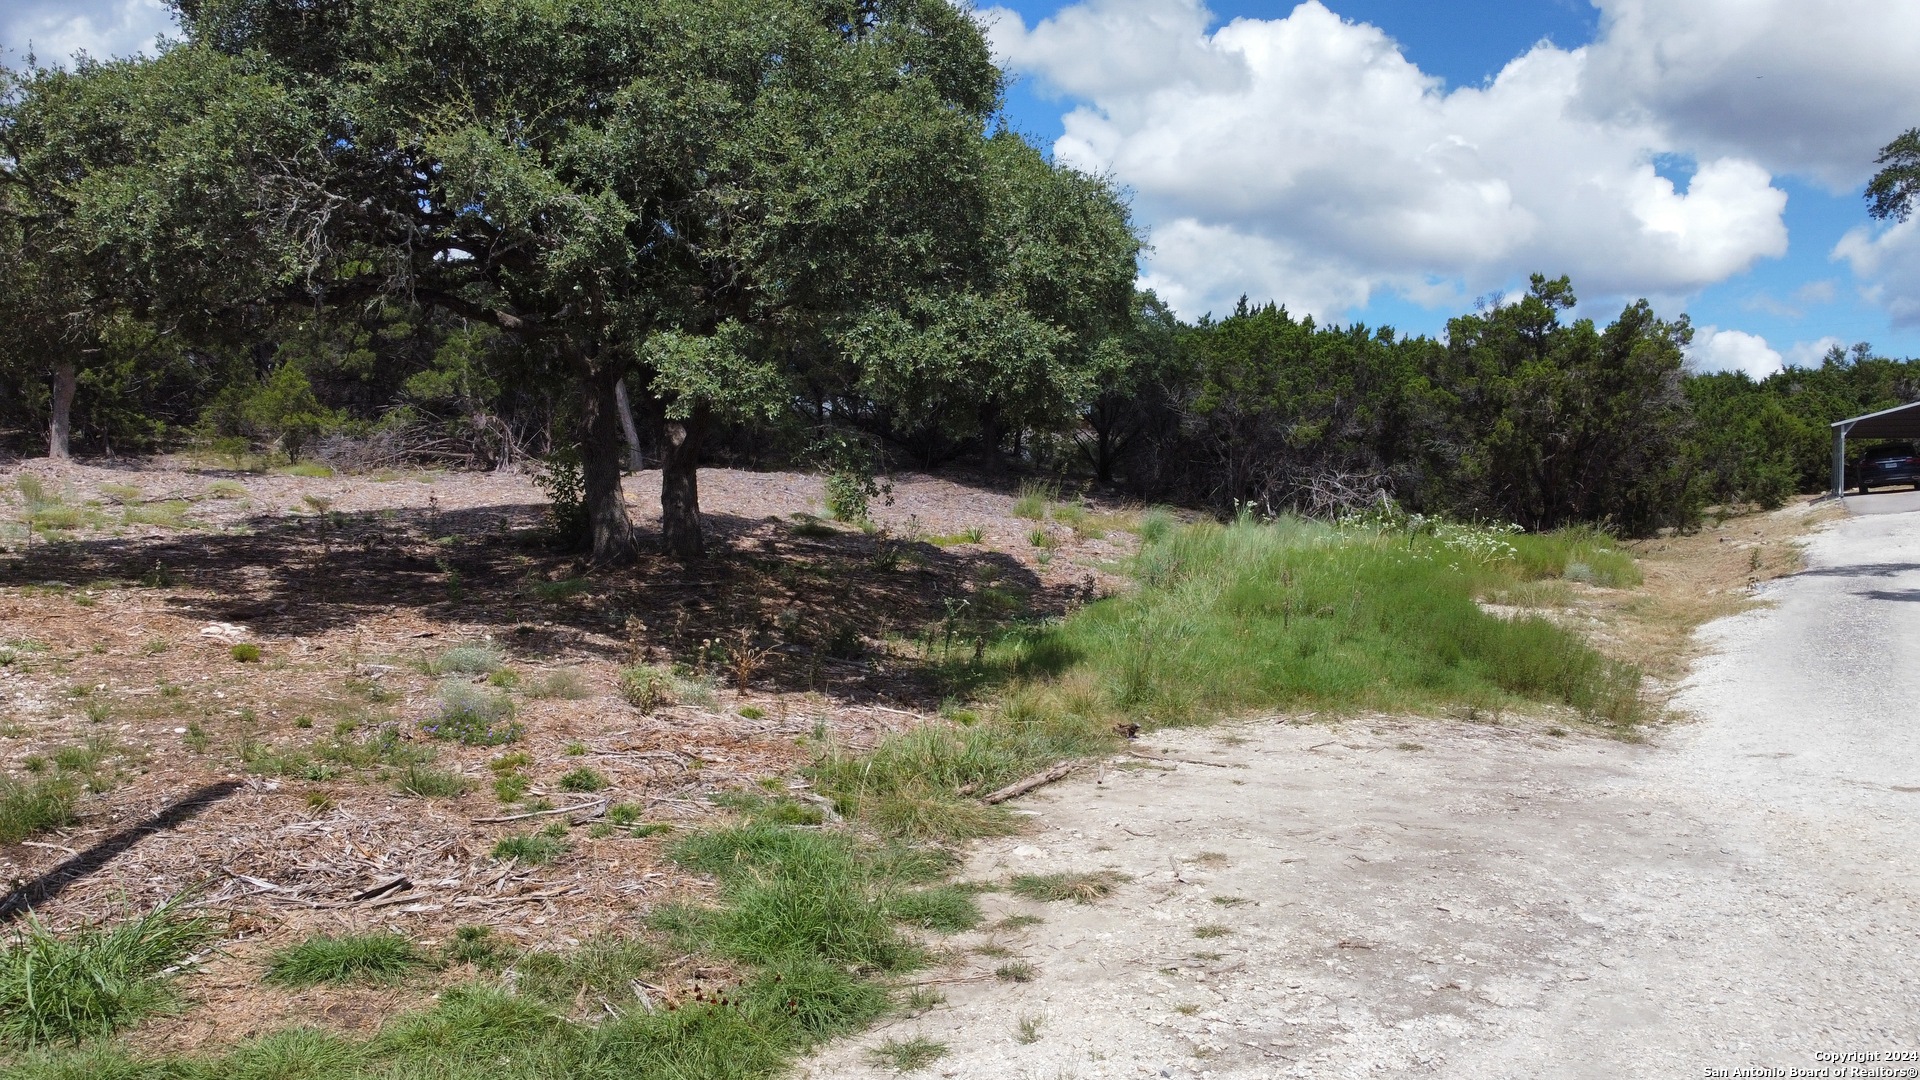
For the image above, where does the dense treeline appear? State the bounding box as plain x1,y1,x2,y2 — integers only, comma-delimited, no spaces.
2,1,1914,547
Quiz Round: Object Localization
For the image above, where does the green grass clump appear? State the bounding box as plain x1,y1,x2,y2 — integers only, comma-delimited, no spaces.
526,669,591,699
230,643,261,663
512,936,661,1010
0,775,80,843
265,933,424,986
492,830,568,865
618,664,673,713
557,767,607,793
428,644,505,676
281,461,335,478
396,765,468,798
1008,871,1128,904
1015,515,1644,727
888,886,983,932
867,1035,948,1072
663,826,939,972
425,683,522,745
205,480,248,499
0,899,213,1048
1011,481,1053,521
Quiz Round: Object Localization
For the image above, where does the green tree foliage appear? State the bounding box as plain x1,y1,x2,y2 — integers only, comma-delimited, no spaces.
1419,275,1696,534
1867,127,1920,222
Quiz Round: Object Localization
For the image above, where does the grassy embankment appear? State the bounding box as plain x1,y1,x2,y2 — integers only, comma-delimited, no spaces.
2,513,1642,1078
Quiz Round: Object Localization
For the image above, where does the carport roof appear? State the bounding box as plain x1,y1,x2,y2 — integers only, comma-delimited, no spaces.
1832,400,1920,439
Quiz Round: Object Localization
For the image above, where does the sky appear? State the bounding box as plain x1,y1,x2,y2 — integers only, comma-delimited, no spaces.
5,0,1920,377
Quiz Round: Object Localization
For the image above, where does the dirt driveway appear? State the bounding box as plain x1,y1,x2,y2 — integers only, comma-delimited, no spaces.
803,504,1920,1079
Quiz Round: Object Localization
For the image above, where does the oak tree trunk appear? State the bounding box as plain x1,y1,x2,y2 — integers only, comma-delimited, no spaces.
47,362,76,460
580,364,637,564
660,405,709,557
613,379,644,472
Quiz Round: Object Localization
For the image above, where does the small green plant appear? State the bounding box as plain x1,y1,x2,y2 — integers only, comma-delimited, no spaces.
867,1036,948,1073
491,830,568,864
995,913,1044,931
1210,895,1250,907
396,765,468,798
428,644,504,676
532,453,590,549
284,461,335,478
1027,528,1058,550
230,643,262,663
492,772,530,803
0,775,78,843
205,480,247,499
443,925,513,969
606,802,643,826
563,740,587,756
1015,1013,1044,1044
0,898,214,1047
618,663,673,713
526,668,592,699
265,933,423,986
994,960,1036,983
1011,481,1053,521
1008,871,1128,905
486,667,521,688
1192,923,1231,939
529,576,591,603
424,683,522,745
903,987,945,1013
629,822,671,839
738,705,766,720
587,822,616,839
788,513,838,538
557,767,607,793
888,887,982,932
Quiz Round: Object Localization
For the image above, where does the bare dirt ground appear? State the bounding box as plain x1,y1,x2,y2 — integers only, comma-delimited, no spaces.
804,498,1920,1080
0,456,1130,1051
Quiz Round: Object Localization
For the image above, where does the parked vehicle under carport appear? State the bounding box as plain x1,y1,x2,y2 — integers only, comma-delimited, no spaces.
1851,445,1920,494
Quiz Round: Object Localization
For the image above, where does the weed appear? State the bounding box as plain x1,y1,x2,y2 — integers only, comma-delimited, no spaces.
492,773,530,802
513,935,660,1010
996,913,1045,931
487,667,521,688
293,715,313,728
182,723,210,752
587,822,616,839
994,961,1036,983
305,790,335,812
396,765,468,798
630,822,672,839
1210,896,1250,907
0,899,214,1048
492,831,568,864
1008,871,1129,905
606,802,644,826
0,775,78,843
788,514,838,538
121,501,193,530
230,643,261,663
1012,481,1054,521
903,987,946,1014
1396,741,1425,751
867,1036,948,1073
490,751,533,772
1026,528,1058,550
425,683,522,745
1192,924,1231,939
266,934,423,985
888,887,983,933
558,767,607,793
206,480,247,499
530,577,591,602
80,699,111,724
444,925,513,970
618,663,673,713
1174,1002,1201,1016
739,705,767,720
1016,1013,1044,1044
526,668,592,699
283,461,335,478
428,644,504,676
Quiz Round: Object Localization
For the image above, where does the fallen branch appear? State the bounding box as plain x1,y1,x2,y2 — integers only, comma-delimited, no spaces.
1128,749,1239,768
472,798,608,824
982,762,1076,805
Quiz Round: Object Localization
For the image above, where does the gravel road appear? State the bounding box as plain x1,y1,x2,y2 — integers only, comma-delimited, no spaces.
802,504,1920,1079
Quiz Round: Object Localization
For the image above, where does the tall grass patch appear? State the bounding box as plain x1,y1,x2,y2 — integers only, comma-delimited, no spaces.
0,899,213,1048
1006,516,1644,727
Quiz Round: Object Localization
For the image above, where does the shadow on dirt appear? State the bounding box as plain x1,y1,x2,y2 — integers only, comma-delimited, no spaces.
0,497,1086,707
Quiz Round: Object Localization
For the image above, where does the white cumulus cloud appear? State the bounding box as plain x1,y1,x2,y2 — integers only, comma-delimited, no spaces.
984,0,1791,322
1834,217,1920,329
1688,326,1784,378
1580,0,1920,191
0,0,177,66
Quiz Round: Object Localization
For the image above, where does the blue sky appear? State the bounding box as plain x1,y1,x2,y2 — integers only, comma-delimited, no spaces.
983,0,1920,373
6,0,1919,374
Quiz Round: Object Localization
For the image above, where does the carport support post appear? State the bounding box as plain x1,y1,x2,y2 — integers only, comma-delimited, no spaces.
1833,422,1853,497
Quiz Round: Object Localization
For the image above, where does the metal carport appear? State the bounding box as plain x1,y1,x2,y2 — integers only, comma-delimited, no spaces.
1831,400,1920,494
